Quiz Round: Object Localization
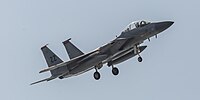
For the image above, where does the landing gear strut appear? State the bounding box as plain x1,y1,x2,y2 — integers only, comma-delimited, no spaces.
134,45,143,62
93,68,100,80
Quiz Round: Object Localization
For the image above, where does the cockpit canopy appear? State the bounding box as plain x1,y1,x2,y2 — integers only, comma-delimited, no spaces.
122,20,150,32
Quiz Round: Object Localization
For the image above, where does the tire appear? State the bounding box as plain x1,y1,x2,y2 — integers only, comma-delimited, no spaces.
93,71,100,80
112,67,119,75
138,56,143,62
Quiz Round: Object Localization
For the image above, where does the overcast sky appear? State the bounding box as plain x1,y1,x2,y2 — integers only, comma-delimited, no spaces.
0,0,199,100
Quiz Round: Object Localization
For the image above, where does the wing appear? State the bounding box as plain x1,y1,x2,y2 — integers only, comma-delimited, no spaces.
97,37,128,55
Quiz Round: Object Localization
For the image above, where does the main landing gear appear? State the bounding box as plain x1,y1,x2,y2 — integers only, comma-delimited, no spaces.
93,68,100,80
108,62,119,76
111,65,119,76
93,63,120,80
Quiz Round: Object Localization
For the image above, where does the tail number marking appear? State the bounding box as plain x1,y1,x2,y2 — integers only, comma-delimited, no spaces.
50,55,57,63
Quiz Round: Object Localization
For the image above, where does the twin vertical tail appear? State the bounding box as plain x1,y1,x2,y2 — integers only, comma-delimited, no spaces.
62,38,84,59
41,38,83,76
31,38,83,85
41,45,63,76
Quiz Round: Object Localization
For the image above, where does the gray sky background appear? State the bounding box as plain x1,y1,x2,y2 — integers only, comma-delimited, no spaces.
0,0,199,100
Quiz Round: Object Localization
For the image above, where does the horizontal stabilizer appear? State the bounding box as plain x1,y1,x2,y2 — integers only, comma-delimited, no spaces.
39,62,68,73
39,65,58,73
30,77,56,85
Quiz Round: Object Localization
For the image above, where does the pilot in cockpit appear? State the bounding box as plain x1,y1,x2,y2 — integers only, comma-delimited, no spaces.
122,20,150,33
135,20,149,28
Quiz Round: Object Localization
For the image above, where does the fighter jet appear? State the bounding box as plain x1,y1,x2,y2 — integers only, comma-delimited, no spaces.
31,20,174,85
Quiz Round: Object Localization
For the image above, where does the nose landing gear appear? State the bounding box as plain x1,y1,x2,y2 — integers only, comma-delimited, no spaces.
134,45,143,62
138,56,143,62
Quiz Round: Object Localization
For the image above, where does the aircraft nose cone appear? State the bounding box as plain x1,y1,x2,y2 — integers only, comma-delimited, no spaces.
156,21,174,33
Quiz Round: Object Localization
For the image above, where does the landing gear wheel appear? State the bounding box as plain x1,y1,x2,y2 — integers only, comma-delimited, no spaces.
93,71,100,80
138,56,143,62
112,67,119,75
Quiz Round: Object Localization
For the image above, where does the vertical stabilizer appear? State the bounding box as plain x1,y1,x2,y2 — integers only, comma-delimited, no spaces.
41,45,63,76
62,38,84,59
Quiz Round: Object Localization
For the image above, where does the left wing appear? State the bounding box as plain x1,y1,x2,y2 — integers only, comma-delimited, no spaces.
97,37,128,53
